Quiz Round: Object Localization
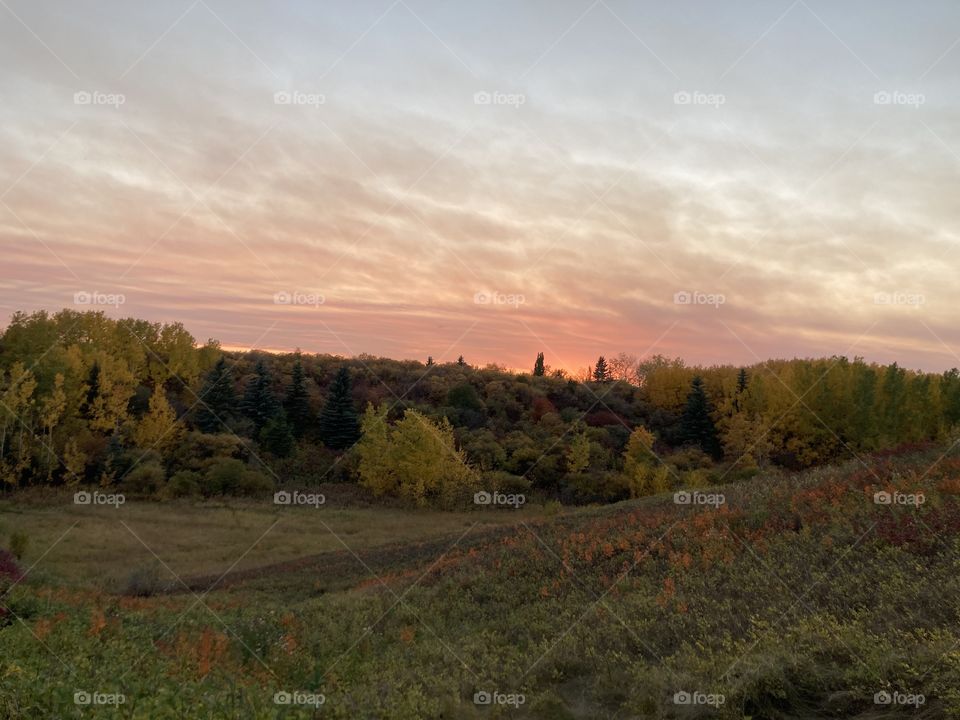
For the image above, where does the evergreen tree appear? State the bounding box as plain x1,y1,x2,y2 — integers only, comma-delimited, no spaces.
593,356,609,382
734,368,748,412
426,356,434,367
194,357,237,433
81,361,101,419
457,355,466,367
679,376,722,458
284,355,311,437
533,352,545,376
318,366,360,450
260,411,295,457
241,358,278,433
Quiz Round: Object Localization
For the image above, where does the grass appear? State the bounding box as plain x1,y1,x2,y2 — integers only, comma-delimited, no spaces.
0,492,547,590
4,448,960,718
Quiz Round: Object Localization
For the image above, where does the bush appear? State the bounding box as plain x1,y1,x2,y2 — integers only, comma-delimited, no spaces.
481,470,531,496
122,460,166,495
203,458,273,497
162,470,202,499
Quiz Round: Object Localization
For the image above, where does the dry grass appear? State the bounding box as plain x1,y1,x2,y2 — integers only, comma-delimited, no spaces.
0,493,546,590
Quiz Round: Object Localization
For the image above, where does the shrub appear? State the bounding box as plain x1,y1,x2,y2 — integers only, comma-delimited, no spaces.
163,470,202,499
122,460,166,495
0,549,22,582
203,458,273,497
481,470,531,496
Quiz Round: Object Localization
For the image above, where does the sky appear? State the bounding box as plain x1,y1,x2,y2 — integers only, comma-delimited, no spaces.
1,0,959,373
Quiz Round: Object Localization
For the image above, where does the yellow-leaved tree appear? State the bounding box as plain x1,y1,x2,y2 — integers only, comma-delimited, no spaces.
357,404,478,507
622,425,671,497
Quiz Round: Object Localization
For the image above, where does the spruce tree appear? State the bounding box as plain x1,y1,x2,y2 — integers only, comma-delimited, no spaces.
457,355,466,367
593,356,609,382
533,352,545,376
734,368,748,412
260,410,295,457
194,356,237,433
318,366,360,450
679,376,722,458
241,358,278,433
284,355,311,437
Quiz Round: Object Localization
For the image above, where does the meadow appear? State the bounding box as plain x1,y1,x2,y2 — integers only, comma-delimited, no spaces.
4,444,960,719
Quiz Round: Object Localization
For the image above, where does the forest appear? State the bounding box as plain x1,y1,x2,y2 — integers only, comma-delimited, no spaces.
1,309,957,506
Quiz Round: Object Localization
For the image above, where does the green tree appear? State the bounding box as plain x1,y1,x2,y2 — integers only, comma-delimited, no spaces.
260,411,295,457
241,358,278,432
284,355,311,437
318,367,360,450
679,376,721,459
194,357,237,433
593,356,609,382
533,352,545,377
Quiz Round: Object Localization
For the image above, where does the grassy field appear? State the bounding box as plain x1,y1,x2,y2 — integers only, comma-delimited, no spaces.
0,491,546,590
4,448,960,718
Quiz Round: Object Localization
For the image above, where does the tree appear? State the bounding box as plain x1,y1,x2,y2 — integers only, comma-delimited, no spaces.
593,356,609,382
734,368,749,412
623,425,670,496
426,356,434,367
457,355,466,367
284,355,311,437
679,376,721,459
533,352,545,377
260,411,295,457
566,430,591,474
241,358,278,432
356,404,477,506
133,387,181,450
318,367,360,450
194,357,237,433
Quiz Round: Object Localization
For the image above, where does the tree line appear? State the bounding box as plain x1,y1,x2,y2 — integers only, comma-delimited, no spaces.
1,310,958,505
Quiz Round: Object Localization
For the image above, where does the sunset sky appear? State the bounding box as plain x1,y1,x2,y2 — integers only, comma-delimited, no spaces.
2,0,959,373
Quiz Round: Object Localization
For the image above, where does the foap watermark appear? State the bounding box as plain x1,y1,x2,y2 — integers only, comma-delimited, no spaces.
874,490,925,507
474,490,525,509
74,691,125,706
674,91,725,108
74,490,125,508
273,291,325,307
874,291,925,308
273,690,325,707
74,90,125,108
473,690,526,708
274,490,325,508
673,691,725,707
474,291,525,308
74,290,125,308
874,690,925,707
274,90,326,108
674,290,725,308
674,490,725,508
473,90,526,108
873,90,925,108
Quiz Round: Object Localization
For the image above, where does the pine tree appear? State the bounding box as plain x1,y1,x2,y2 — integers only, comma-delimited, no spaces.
679,376,722,458
426,356,434,367
284,355,311,437
81,361,101,419
318,366,360,450
533,352,545,376
241,358,278,433
260,410,295,457
457,355,466,367
734,368,748,412
194,357,237,433
593,356,609,382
